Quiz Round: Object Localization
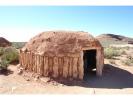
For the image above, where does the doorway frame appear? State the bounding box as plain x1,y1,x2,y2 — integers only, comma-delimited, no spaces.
83,49,97,73
81,47,104,77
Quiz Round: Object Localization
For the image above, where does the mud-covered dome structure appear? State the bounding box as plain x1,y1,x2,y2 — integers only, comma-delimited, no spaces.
19,31,104,80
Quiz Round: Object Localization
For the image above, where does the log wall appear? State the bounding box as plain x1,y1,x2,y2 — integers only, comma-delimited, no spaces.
19,47,104,80
19,52,84,80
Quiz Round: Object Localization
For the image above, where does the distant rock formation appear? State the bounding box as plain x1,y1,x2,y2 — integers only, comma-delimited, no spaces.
96,33,133,44
0,37,11,47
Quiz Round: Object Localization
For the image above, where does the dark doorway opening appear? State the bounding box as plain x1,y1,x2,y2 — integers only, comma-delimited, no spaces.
83,49,96,80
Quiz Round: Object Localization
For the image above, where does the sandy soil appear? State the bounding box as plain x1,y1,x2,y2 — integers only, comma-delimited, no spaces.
0,59,133,94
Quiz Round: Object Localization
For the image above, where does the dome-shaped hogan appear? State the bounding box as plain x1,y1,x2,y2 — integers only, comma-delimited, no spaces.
20,31,104,80
21,31,102,56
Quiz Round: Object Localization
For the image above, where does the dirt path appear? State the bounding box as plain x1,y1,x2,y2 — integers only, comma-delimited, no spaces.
0,60,133,94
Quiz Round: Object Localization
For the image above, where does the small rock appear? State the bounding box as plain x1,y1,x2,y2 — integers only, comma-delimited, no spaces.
17,69,23,75
20,67,24,70
59,84,64,86
40,77,50,83
26,79,30,81
51,81,58,86
36,75,40,79
34,75,40,81
54,83,58,86
34,78,38,81
24,77,30,81
47,78,52,83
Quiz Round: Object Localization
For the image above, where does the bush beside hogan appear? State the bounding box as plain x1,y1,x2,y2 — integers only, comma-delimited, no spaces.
0,47,19,71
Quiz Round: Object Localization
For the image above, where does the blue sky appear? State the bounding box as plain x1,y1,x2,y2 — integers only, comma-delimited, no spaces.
0,6,133,41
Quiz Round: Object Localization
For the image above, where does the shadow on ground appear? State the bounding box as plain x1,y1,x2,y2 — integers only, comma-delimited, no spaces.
0,69,13,76
55,64,133,89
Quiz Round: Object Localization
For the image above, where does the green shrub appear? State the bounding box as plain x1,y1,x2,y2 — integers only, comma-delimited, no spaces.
121,50,126,55
0,47,4,56
0,60,8,70
0,47,19,70
122,55,133,66
1,47,19,64
104,47,121,59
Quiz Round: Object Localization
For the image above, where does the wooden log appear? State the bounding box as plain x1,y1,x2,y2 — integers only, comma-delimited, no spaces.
36,55,40,74
68,57,73,78
40,56,44,76
32,54,35,72
35,54,37,73
28,52,31,71
22,53,24,67
24,53,27,69
102,48,104,70
23,53,25,68
78,52,84,80
63,57,69,78
23,52,25,67
37,55,43,75
27,52,30,70
36,54,38,73
58,57,63,77
34,54,37,73
25,53,27,69
43,56,49,76
21,52,24,67
39,55,41,74
29,52,33,71
48,57,53,76
27,53,30,70
72,57,78,79
96,49,99,76
29,53,31,71
53,57,59,78
26,53,28,70
31,54,34,72
96,48,104,76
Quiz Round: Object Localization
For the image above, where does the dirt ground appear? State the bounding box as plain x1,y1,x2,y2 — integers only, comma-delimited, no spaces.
0,58,133,94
